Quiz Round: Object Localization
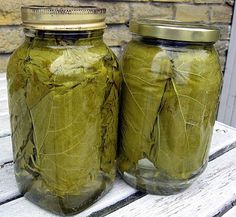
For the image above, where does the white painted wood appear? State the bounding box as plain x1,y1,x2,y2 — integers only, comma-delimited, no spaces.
0,73,6,80
210,122,236,156
0,74,7,89
0,122,235,216
0,163,19,204
107,148,236,217
0,138,137,209
0,136,137,213
0,90,7,103
0,120,235,205
232,106,236,129
0,74,9,128
0,99,8,114
223,206,236,217
0,74,10,136
0,143,137,214
0,135,137,214
78,177,136,217
0,178,136,217
0,131,137,212
0,114,10,137
0,136,12,166
0,198,58,217
1,146,236,217
0,74,7,102
218,3,236,127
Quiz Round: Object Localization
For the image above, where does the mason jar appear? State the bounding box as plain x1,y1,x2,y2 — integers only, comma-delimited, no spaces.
118,19,222,195
7,6,121,215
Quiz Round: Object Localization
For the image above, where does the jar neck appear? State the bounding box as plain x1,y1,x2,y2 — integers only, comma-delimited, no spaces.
24,28,104,40
132,34,214,47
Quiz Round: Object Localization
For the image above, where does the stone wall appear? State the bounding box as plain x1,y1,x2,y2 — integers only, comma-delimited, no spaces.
0,0,234,72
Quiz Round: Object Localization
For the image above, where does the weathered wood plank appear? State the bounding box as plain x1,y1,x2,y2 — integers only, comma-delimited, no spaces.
0,74,7,103
210,122,236,159
0,74,10,137
0,92,7,104
0,74,7,90
0,82,7,101
78,178,137,217
0,136,12,166
223,206,236,217
0,198,57,217
106,148,236,217
0,121,235,210
0,136,138,213
1,146,236,217
0,114,10,137
0,133,137,214
0,163,19,205
0,122,235,216
0,99,8,114
0,73,6,80
0,177,136,217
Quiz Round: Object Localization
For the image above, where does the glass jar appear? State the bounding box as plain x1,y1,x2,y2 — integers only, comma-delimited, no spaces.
118,19,222,195
7,6,121,215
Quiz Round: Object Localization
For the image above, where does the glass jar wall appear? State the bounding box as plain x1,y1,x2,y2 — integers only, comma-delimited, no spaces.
118,19,222,195
7,6,121,215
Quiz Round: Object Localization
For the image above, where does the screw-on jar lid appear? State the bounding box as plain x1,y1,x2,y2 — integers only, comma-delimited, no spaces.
129,18,220,43
21,6,106,31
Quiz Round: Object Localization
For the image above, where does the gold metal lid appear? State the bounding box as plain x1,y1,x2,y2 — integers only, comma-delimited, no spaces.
129,18,220,43
21,6,106,31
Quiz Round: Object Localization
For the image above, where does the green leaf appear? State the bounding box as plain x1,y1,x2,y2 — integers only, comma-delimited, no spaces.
119,41,222,181
7,34,121,206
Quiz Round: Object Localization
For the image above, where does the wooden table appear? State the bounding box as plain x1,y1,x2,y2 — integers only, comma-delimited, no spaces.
0,73,236,217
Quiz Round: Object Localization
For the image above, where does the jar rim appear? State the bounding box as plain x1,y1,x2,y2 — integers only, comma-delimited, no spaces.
129,18,220,43
21,5,106,31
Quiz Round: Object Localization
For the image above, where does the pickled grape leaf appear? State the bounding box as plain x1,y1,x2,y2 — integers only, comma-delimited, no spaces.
100,84,119,174
10,88,32,160
119,41,222,180
119,42,169,172
7,34,121,211
30,76,106,195
50,47,102,74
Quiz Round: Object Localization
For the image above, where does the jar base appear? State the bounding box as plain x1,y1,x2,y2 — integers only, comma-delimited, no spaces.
119,162,207,195
17,172,114,216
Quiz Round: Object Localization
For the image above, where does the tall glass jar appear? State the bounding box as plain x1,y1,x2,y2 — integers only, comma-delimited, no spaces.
118,19,222,195
7,6,121,215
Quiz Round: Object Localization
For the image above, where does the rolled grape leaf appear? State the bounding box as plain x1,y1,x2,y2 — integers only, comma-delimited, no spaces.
119,41,172,172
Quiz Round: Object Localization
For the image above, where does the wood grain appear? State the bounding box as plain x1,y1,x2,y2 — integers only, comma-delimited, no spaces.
1,146,236,217
0,114,10,137
0,177,136,217
0,73,9,137
106,148,236,217
0,163,19,204
0,136,12,166
0,122,235,216
0,99,8,114
223,206,236,217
